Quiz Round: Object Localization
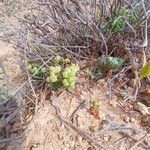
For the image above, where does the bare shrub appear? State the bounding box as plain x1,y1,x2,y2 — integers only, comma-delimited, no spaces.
16,0,149,60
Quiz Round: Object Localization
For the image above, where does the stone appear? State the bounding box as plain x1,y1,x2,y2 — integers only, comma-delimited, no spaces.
78,136,83,144
103,136,109,142
124,116,130,123
130,118,135,123
144,138,150,146
103,134,110,142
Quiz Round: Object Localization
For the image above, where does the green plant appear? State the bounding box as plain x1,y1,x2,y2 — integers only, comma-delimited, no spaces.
88,97,100,119
105,7,136,33
139,62,150,78
85,68,103,81
27,63,46,79
95,6,101,20
28,56,79,89
62,64,79,88
86,56,124,81
47,63,79,89
98,56,124,70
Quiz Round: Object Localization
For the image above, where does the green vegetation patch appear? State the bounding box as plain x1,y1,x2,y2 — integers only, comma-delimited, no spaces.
104,7,136,33
86,56,124,81
139,62,150,78
28,56,79,90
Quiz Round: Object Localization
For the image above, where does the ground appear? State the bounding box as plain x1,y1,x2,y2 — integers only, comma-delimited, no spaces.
0,1,150,149
0,50,149,149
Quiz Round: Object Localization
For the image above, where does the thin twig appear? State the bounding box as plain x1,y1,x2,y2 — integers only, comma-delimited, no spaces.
0,136,23,143
129,134,150,150
70,99,86,123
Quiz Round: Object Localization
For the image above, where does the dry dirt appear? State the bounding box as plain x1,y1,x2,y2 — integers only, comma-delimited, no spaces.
2,70,150,150
0,41,24,94
0,40,149,150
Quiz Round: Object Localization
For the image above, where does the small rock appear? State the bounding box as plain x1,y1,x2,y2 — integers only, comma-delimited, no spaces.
88,126,95,132
58,134,63,140
144,138,150,146
124,116,130,123
65,143,70,148
103,136,109,142
103,134,110,142
87,147,93,150
130,117,135,123
78,136,83,144
128,104,134,109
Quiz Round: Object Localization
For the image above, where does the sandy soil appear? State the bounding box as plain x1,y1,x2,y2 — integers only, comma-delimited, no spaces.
4,72,150,150
0,41,149,149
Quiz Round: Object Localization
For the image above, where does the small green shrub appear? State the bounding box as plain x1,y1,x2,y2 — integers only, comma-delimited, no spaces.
91,98,100,111
88,97,100,119
98,56,124,70
28,56,79,89
86,56,124,81
139,62,150,78
85,68,103,81
27,63,46,79
104,7,136,33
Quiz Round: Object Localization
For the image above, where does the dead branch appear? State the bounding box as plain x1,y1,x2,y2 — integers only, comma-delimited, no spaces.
129,133,150,150
0,109,19,129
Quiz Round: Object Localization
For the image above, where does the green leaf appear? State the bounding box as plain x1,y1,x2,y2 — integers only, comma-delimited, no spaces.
107,7,136,33
101,56,124,70
139,62,150,78
48,74,58,83
62,79,70,87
